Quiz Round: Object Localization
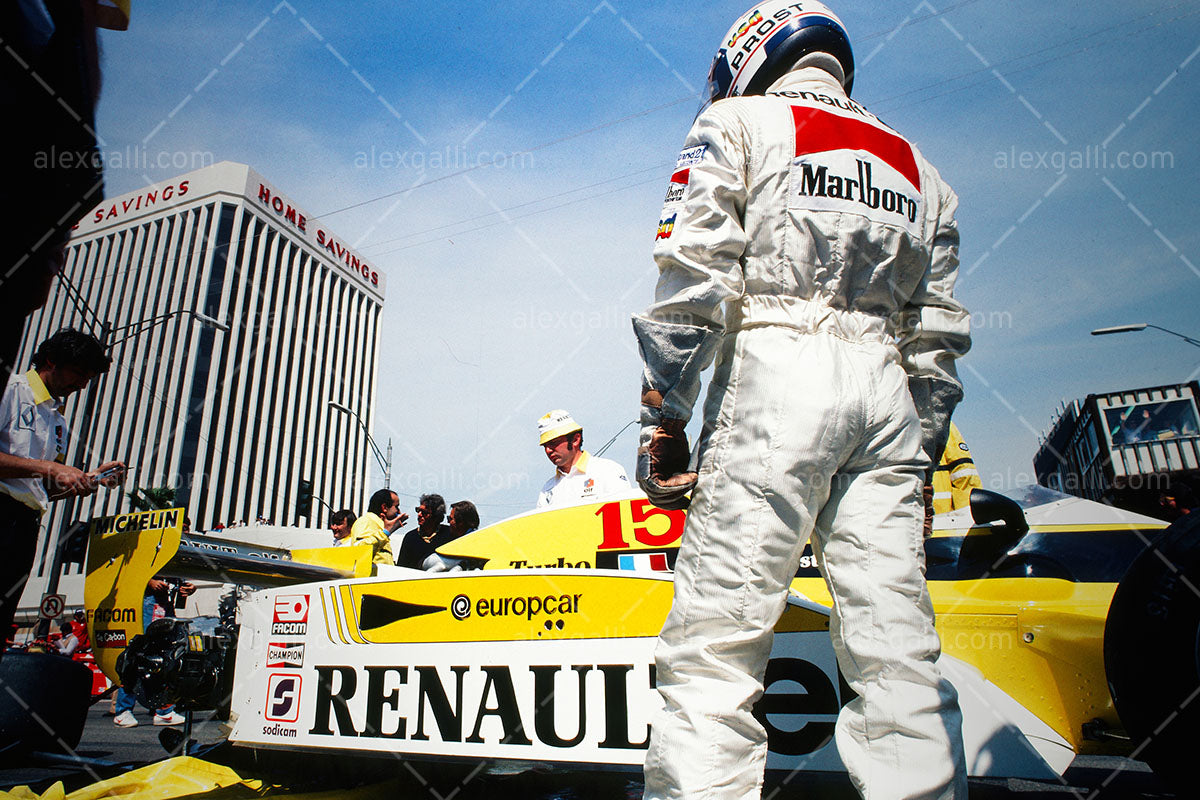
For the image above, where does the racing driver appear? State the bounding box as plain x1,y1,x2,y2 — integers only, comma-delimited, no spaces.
633,3,971,798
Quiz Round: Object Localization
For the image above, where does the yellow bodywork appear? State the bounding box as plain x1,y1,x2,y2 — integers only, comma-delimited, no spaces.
83,508,185,681
792,574,1119,754
83,510,373,683
292,545,375,580
445,499,1140,755
79,496,1156,758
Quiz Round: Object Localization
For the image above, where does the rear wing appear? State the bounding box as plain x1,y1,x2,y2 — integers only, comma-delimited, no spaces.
83,507,372,681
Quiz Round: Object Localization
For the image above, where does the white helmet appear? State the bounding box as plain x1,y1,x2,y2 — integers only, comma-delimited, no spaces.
701,1,854,115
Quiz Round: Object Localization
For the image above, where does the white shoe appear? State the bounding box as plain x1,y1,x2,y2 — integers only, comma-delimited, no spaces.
113,710,138,728
153,711,186,726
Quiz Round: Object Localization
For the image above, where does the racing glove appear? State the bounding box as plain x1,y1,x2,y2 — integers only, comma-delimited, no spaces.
908,376,963,466
637,392,696,510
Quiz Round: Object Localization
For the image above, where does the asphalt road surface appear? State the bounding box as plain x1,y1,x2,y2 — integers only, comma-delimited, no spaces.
0,704,1181,798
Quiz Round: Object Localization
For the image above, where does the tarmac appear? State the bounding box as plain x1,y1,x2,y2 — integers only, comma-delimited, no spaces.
0,698,228,794
0,701,1182,799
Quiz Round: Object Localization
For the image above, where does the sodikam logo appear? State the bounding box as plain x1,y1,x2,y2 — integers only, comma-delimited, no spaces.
272,594,309,636
265,673,302,723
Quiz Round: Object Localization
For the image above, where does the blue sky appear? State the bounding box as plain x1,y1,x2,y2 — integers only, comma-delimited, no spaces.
93,1,1200,522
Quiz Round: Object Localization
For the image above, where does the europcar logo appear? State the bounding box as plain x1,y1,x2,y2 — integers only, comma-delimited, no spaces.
450,594,471,621
272,595,309,635
456,592,582,622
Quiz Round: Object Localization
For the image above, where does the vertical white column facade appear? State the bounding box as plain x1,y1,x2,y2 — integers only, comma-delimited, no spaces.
14,162,386,615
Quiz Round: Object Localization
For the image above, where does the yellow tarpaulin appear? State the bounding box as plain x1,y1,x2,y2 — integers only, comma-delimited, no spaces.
0,756,407,799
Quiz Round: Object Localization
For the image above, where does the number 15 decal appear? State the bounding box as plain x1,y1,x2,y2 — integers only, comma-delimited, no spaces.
596,499,686,550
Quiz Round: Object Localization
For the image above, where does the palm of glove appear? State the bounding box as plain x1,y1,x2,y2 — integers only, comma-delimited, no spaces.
637,417,696,509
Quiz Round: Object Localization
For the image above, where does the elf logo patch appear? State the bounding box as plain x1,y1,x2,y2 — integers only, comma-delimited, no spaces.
656,213,676,241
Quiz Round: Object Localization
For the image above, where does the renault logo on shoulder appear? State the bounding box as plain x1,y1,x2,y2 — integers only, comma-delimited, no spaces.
451,594,472,620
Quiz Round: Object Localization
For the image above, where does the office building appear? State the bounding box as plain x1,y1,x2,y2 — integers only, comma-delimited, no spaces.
1034,381,1200,516
14,161,386,619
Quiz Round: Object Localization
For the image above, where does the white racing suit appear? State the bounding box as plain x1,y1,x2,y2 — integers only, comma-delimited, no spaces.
635,68,970,800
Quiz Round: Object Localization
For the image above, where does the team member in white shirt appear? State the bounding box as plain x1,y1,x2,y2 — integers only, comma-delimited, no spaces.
0,329,125,658
536,410,631,509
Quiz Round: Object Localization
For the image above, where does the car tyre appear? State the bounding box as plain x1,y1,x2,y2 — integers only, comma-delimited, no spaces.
1103,510,1200,788
0,651,92,756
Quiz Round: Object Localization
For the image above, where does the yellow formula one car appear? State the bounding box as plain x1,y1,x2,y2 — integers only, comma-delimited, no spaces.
86,487,1197,789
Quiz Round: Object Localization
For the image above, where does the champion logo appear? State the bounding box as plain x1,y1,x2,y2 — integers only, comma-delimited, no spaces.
266,642,305,669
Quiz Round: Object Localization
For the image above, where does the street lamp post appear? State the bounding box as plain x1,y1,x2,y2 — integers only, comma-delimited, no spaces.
328,401,391,490
1091,323,1200,348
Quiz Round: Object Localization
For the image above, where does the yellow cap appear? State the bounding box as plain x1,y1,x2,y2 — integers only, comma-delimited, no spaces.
537,409,582,445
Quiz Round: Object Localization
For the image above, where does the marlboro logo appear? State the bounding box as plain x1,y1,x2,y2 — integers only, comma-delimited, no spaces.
794,159,919,224
792,106,919,190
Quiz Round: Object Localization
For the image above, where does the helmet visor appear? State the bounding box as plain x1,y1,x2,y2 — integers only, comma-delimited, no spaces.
698,49,733,118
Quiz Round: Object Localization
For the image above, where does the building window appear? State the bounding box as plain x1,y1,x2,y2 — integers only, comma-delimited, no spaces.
1105,399,1200,447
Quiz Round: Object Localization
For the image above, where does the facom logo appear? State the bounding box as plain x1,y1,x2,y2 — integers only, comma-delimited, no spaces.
272,594,309,636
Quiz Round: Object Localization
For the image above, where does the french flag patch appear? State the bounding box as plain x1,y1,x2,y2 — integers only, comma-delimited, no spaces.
617,552,670,572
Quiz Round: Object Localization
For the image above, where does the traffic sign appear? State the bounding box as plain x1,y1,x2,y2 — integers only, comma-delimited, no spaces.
38,593,66,620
